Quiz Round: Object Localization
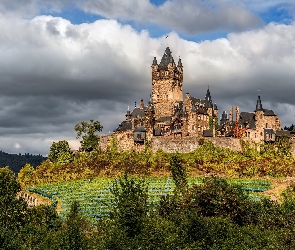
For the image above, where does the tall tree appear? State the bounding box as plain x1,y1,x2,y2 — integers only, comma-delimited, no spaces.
74,119,103,152
48,140,73,164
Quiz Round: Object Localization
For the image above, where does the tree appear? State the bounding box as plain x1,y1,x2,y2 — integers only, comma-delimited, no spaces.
0,167,27,230
170,154,188,194
48,140,73,164
110,174,148,238
74,119,103,152
62,201,88,250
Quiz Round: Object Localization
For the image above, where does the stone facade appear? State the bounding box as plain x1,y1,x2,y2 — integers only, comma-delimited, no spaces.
115,47,218,140
219,96,282,142
112,47,284,153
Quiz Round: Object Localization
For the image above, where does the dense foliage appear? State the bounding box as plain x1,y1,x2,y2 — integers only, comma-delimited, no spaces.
0,150,46,173
4,162,295,249
17,137,295,186
48,140,73,164
75,119,103,152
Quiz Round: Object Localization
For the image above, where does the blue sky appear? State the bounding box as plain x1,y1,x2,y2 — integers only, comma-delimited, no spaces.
0,0,294,155
44,0,294,41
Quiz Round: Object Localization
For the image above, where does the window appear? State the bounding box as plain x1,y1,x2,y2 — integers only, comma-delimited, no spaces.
198,126,201,131
260,114,263,119
166,95,168,100
192,125,195,130
137,134,141,140
157,94,159,99
266,123,268,128
248,132,250,138
192,114,194,119
260,132,263,136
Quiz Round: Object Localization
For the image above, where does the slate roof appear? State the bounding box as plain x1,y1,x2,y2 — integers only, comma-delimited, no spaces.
134,126,146,132
263,109,276,116
276,130,291,137
238,112,256,129
131,107,146,118
115,121,132,132
189,96,208,114
158,47,175,71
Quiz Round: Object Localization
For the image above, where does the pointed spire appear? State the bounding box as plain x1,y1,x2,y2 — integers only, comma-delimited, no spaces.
152,57,157,65
177,57,182,67
205,86,213,108
255,96,263,111
158,47,175,70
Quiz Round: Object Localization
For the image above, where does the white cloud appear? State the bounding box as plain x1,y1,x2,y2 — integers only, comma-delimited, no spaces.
0,15,295,154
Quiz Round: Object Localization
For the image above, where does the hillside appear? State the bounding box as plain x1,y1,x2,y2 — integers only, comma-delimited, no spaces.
0,150,46,173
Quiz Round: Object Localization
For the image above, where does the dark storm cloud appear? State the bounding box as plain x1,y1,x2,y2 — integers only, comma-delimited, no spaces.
0,14,294,155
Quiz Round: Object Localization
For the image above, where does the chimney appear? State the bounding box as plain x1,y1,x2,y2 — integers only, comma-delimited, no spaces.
140,98,144,109
229,107,233,123
235,106,240,122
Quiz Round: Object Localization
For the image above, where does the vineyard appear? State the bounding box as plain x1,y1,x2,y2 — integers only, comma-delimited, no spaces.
28,177,271,222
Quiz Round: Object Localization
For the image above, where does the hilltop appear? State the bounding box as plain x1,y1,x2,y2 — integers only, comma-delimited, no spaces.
0,150,46,173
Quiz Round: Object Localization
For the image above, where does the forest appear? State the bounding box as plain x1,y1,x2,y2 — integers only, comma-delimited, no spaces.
0,150,46,173
2,136,295,249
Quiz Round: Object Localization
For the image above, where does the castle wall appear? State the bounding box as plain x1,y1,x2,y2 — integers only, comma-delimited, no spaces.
100,134,244,153
151,136,243,153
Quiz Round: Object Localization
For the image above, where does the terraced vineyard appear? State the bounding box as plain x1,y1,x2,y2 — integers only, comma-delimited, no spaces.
28,177,271,223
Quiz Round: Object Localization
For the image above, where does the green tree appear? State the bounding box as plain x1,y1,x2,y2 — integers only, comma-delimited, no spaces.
62,201,88,250
18,163,35,187
0,167,28,230
75,119,103,152
48,140,73,164
110,174,148,238
0,167,28,249
170,154,188,194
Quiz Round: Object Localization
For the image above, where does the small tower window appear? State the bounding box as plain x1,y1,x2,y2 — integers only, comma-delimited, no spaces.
157,94,159,99
166,95,168,100
266,123,268,128
192,125,195,130
192,114,194,118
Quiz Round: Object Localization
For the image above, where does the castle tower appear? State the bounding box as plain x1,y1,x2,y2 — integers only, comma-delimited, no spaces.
151,47,183,119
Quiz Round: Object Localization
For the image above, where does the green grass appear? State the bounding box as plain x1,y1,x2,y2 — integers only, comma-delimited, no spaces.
28,177,271,223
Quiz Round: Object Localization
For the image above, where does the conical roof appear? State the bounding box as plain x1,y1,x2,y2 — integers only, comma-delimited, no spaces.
158,47,175,70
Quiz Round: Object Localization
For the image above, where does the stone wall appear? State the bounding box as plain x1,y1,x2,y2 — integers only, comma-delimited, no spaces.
17,191,38,207
100,133,246,153
99,133,295,156
151,136,243,153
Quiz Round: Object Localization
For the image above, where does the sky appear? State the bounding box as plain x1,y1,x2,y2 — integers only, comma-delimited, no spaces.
0,0,295,156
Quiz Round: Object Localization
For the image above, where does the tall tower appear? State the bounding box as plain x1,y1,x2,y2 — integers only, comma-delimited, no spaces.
151,47,183,119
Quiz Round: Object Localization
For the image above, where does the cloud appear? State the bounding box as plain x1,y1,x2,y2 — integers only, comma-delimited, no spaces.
79,0,263,34
0,0,263,35
0,14,295,155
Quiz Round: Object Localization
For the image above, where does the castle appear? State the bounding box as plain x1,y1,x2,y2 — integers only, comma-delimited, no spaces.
103,47,285,152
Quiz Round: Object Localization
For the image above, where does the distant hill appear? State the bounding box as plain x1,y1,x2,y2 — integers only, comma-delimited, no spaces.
0,150,46,174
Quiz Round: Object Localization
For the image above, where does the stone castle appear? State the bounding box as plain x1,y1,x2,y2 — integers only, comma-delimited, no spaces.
100,47,288,152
